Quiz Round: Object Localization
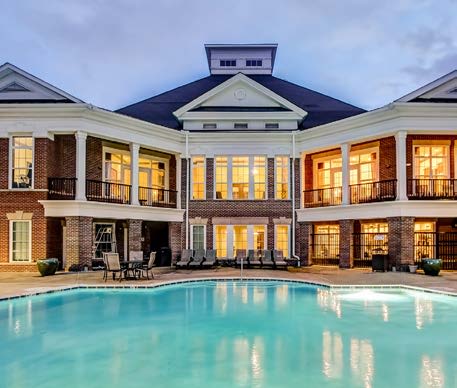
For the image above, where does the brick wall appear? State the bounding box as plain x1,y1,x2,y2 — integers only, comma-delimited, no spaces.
53,135,76,178
169,155,177,191
169,222,183,263
46,218,63,265
388,216,415,269
34,138,49,189
379,136,396,180
339,219,354,268
128,219,142,252
65,216,93,269
0,138,8,189
297,222,312,265
86,136,103,181
406,135,456,180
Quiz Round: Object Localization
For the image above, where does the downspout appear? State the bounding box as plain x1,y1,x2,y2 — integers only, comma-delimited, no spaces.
291,131,300,266
185,131,189,249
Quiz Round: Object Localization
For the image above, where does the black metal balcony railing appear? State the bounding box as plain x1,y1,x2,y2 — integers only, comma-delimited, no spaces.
350,179,397,204
48,177,77,200
408,179,457,200
303,187,342,208
139,186,177,208
86,180,131,204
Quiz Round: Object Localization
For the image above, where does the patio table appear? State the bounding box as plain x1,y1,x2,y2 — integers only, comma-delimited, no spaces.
120,260,143,280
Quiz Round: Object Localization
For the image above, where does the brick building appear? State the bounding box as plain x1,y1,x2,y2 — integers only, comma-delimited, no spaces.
0,45,456,272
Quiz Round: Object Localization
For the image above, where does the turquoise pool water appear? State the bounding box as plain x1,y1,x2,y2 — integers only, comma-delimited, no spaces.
0,281,456,388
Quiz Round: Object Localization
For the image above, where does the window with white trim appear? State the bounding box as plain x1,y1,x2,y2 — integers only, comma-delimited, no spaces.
104,149,131,184
254,225,266,250
215,156,228,199
10,220,31,262
12,136,33,188
253,156,266,199
414,145,448,179
191,225,205,250
350,149,378,185
191,156,205,200
246,59,262,67
275,225,289,258
215,225,227,258
315,156,342,189
233,225,248,252
232,156,249,199
275,156,289,199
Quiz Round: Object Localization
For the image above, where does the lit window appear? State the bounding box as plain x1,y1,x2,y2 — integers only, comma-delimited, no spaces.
246,59,262,67
220,60,236,67
215,156,228,199
192,225,205,250
350,150,378,184
139,157,167,203
315,157,342,189
313,225,340,260
10,220,31,262
265,123,279,129
275,156,289,199
361,223,388,233
215,225,227,258
253,156,266,199
232,156,249,199
234,123,248,129
192,156,205,200
275,225,289,258
203,123,217,129
254,225,266,250
233,225,248,252
414,145,448,178
104,150,131,184
414,222,435,260
12,136,33,188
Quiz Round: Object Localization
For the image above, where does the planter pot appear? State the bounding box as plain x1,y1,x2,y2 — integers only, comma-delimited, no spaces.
409,265,418,273
37,258,59,276
421,259,442,276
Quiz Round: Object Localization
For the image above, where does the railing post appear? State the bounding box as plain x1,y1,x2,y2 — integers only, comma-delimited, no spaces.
395,131,408,200
75,131,87,201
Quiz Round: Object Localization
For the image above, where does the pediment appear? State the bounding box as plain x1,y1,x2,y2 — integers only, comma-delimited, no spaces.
0,63,82,103
173,73,307,119
397,70,457,102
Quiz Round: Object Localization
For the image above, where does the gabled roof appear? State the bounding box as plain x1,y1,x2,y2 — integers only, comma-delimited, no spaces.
0,62,83,103
396,69,457,103
116,74,365,130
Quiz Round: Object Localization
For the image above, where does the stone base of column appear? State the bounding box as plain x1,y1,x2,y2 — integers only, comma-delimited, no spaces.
388,216,415,270
297,222,313,266
128,219,143,253
65,216,93,269
339,219,354,268
169,222,183,264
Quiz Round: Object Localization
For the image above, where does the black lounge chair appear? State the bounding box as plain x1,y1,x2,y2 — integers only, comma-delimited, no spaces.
261,250,274,268
235,249,247,266
248,249,261,267
189,249,205,267
140,252,156,280
176,249,194,268
273,250,288,269
202,249,217,268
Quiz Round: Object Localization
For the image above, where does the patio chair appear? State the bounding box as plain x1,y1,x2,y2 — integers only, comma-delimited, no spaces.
189,249,206,267
261,250,274,268
102,252,108,281
235,249,247,266
105,253,124,282
202,249,217,268
273,250,288,269
140,251,156,280
176,249,194,268
248,249,261,267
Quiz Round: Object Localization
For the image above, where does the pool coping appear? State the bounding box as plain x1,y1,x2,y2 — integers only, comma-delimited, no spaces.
1,276,457,302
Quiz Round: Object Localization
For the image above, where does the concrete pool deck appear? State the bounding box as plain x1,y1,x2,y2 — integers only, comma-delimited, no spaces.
1,266,457,299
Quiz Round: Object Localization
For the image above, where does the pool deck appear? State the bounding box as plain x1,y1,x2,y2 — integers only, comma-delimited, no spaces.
1,266,457,299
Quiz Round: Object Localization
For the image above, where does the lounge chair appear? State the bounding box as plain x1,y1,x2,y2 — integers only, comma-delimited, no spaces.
189,249,206,267
273,250,288,269
235,249,247,266
140,252,156,280
248,249,261,267
105,253,124,282
261,250,274,268
202,249,217,268
176,249,194,268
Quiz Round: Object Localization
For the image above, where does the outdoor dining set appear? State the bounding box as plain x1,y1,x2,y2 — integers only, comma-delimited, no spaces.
103,251,156,282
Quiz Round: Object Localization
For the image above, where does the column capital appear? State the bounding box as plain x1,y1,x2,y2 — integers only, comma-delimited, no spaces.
129,142,140,151
395,131,408,140
75,131,87,140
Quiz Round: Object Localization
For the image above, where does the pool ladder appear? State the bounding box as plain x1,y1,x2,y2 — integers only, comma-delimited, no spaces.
240,258,244,281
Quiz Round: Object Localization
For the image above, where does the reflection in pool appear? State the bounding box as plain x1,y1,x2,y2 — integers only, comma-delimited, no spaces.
0,281,455,388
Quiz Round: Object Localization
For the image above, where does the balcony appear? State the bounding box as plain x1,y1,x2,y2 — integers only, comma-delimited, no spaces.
350,179,397,204
408,179,457,200
48,177,77,200
303,187,342,208
48,178,177,208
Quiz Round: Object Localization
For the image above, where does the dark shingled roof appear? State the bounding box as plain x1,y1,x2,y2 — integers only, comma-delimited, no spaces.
116,74,365,130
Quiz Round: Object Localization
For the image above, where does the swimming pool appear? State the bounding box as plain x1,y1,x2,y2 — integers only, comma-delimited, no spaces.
0,281,456,388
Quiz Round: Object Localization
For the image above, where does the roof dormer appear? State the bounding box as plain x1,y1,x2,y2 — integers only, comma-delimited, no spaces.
205,44,277,75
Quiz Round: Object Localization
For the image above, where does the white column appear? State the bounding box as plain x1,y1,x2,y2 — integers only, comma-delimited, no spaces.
176,155,182,209
395,131,408,200
247,225,254,250
130,142,140,206
341,143,350,205
75,131,87,201
227,225,234,258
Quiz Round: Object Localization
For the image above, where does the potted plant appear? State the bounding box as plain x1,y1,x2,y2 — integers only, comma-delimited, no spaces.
421,258,442,276
409,264,418,273
37,258,59,276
